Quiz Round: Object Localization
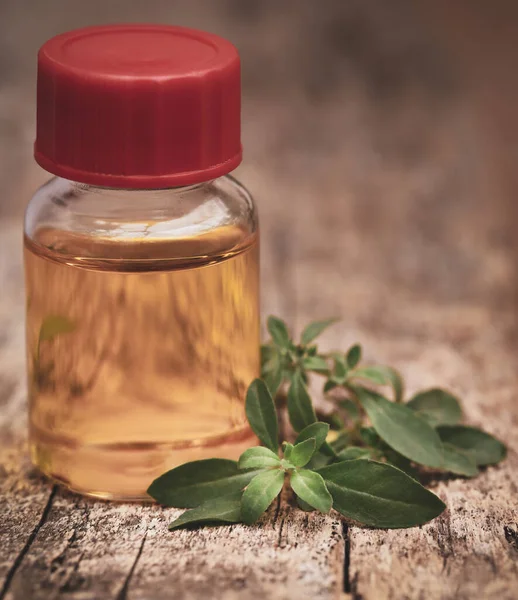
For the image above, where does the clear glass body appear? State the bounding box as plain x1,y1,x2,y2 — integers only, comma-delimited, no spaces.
24,175,260,500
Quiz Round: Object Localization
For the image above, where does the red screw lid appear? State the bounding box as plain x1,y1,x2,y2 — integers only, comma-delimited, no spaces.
35,24,242,188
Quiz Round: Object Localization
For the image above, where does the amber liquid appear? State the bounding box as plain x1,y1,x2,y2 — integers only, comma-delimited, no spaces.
25,226,259,499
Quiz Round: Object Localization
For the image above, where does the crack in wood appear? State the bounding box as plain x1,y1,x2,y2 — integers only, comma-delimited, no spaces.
342,523,365,600
342,522,351,594
0,485,57,600
272,494,283,529
116,531,147,600
277,514,286,548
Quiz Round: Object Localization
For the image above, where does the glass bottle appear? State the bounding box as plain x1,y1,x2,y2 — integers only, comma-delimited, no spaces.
24,25,259,500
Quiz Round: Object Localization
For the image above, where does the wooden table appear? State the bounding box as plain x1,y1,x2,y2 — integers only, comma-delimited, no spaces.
1,2,517,598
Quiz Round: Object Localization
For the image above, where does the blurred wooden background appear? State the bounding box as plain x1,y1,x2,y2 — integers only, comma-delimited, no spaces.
0,1,517,599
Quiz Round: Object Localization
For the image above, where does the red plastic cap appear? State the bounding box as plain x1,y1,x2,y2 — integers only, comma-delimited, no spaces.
35,24,242,188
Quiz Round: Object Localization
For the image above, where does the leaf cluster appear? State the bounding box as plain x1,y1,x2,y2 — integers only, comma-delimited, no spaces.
149,382,446,530
148,316,506,532
262,317,506,479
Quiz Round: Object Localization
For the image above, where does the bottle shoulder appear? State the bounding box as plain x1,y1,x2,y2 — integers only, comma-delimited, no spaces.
25,175,257,265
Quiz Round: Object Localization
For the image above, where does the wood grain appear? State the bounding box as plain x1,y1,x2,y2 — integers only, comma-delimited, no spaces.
1,1,518,598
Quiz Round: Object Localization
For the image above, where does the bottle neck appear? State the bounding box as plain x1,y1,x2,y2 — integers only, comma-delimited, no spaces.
69,180,208,195
43,177,218,222
26,173,255,252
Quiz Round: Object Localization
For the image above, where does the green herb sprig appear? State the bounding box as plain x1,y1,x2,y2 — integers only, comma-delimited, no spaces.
262,317,506,477
148,316,506,531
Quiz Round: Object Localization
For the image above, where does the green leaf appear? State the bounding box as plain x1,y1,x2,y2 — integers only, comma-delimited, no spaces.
436,425,506,466
267,316,291,348
381,448,419,480
241,469,285,525
147,459,262,508
346,344,362,368
350,366,387,385
168,494,242,530
336,447,372,461
359,426,380,447
318,460,446,528
290,470,332,513
245,379,279,453
295,422,330,452
357,388,444,468
287,372,317,432
263,367,283,399
297,497,316,512
261,348,284,398
349,366,404,403
441,443,478,477
324,378,340,393
340,398,361,422
289,438,316,467
330,431,352,453
315,438,337,461
39,315,76,343
302,355,329,373
334,354,348,379
260,344,275,366
407,389,462,426
238,447,281,470
374,366,404,403
306,451,333,470
300,318,338,345
282,442,294,461
326,413,345,431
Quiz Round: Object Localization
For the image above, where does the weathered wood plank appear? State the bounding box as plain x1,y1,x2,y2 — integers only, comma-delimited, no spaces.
289,137,518,599
2,482,345,600
2,448,344,600
0,448,54,599
344,342,518,600
345,348,518,600
128,497,343,600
